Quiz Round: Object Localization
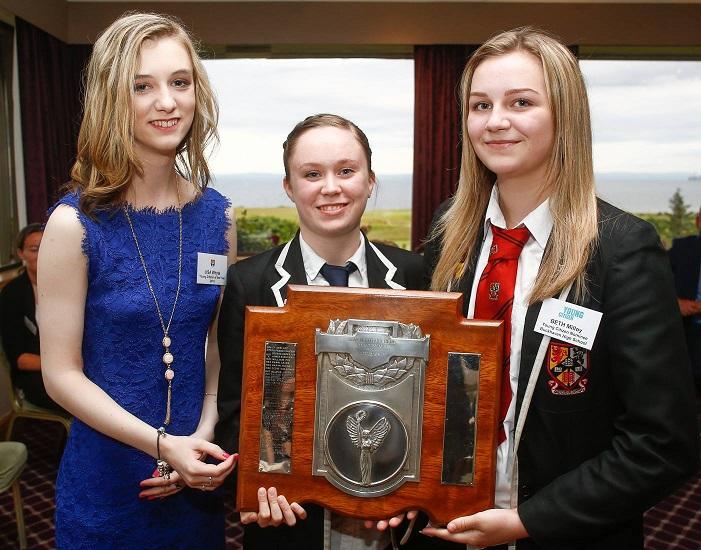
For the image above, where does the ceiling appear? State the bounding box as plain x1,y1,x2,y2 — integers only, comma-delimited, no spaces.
2,0,699,55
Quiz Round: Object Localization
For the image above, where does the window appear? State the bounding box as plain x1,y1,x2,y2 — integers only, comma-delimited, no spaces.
203,58,414,251
581,60,701,243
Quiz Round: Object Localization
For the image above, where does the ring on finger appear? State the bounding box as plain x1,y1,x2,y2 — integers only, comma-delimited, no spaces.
201,484,206,491
207,476,213,487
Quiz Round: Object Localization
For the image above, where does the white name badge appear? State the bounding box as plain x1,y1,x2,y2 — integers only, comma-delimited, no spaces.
197,253,227,285
534,298,602,350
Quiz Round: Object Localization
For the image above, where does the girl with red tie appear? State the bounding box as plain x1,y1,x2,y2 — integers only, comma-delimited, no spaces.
418,27,698,550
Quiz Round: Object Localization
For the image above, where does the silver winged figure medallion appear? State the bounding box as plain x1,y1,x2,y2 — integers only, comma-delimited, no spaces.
346,410,391,486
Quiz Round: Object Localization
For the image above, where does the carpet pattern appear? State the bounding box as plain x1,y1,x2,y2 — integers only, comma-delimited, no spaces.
0,419,243,549
0,417,699,549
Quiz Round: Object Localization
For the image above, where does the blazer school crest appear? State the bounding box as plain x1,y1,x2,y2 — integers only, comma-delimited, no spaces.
547,341,589,395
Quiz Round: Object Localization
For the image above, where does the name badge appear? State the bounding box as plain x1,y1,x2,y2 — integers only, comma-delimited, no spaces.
197,253,227,285
534,298,602,350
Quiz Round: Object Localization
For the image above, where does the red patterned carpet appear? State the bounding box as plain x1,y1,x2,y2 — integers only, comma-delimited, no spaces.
0,416,699,549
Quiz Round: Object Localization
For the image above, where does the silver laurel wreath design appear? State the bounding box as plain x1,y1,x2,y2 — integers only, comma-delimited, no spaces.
326,320,422,388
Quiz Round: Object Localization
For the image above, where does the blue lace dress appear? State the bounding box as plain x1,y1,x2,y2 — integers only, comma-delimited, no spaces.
53,189,229,549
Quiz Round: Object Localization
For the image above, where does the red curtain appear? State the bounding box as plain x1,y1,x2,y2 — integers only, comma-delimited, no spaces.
16,18,91,222
411,45,476,251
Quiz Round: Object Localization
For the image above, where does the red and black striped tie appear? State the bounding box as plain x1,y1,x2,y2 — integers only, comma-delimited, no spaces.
474,224,531,444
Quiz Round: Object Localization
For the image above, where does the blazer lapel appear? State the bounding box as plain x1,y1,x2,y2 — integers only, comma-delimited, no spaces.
455,224,484,317
365,235,405,289
268,234,308,307
514,301,545,418
514,271,577,422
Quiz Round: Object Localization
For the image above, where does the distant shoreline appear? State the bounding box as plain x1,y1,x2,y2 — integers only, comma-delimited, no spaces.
214,172,701,214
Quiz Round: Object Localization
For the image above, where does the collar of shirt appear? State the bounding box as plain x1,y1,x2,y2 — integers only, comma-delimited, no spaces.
483,184,553,249
298,232,368,287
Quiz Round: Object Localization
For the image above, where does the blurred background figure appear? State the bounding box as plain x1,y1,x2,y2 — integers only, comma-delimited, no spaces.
668,205,701,396
0,223,63,412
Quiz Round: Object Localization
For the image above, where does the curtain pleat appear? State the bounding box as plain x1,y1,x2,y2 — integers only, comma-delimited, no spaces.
411,45,476,251
16,18,90,222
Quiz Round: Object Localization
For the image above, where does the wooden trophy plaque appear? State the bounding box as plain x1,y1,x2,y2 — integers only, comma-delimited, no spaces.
237,285,503,524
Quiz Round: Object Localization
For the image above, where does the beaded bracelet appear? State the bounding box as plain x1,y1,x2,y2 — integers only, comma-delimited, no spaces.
156,426,173,480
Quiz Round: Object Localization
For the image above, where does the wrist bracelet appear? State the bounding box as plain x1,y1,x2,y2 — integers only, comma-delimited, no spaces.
156,426,173,480
204,392,217,397
156,426,166,458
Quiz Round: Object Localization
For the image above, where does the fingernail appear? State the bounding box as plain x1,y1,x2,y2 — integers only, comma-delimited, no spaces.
222,452,230,458
152,469,160,477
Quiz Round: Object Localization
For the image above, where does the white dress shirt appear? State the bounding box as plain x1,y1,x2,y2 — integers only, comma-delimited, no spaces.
298,231,388,550
299,233,368,288
466,185,553,509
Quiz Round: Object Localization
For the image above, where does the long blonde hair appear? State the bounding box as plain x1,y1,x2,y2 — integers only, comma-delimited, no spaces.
430,27,598,304
71,12,218,215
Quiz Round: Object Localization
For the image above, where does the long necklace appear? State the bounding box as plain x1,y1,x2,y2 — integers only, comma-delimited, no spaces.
123,182,183,426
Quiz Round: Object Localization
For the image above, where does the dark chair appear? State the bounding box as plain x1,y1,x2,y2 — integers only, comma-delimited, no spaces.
1,348,71,440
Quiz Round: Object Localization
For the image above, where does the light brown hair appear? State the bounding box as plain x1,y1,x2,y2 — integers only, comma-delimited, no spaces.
282,114,373,178
70,12,218,215
431,27,598,304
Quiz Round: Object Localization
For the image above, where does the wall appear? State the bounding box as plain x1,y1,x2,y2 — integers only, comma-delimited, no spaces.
1,1,700,48
0,0,66,40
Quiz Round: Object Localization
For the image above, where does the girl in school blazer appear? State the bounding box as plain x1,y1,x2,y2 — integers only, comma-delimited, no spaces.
216,114,424,549
419,27,698,550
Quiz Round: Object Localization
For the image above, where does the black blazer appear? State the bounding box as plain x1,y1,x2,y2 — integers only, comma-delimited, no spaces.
422,199,699,550
215,233,424,549
668,234,701,301
0,271,60,411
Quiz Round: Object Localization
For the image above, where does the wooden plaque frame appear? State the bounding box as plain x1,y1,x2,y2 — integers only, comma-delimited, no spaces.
237,285,503,524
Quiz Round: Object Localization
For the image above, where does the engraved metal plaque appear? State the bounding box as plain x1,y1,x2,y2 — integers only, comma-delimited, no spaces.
442,352,480,485
260,341,297,474
313,319,429,497
237,286,502,523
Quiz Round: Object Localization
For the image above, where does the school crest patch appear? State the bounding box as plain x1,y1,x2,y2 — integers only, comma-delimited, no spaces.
547,341,589,395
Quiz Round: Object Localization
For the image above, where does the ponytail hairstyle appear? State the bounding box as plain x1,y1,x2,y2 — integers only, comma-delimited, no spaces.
282,113,374,179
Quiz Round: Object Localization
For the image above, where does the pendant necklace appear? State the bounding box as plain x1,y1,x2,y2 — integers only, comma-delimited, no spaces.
123,179,183,425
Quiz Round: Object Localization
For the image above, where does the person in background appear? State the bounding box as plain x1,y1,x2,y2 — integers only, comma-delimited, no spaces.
668,205,701,395
415,27,698,549
0,223,63,412
38,12,236,548
215,113,424,549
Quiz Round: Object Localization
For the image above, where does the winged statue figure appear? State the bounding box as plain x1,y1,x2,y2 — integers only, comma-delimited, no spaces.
346,410,391,486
